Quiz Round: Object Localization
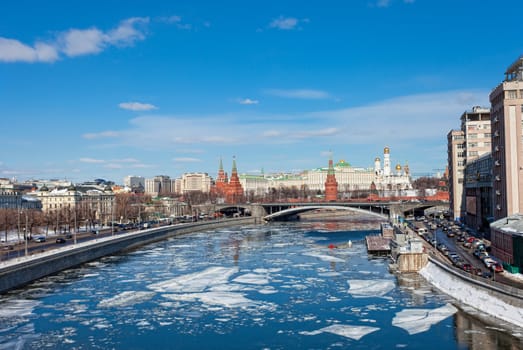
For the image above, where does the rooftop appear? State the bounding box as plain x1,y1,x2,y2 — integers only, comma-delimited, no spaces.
491,214,523,236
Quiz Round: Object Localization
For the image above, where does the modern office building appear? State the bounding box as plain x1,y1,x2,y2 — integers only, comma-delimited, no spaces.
464,153,493,235
489,55,523,220
145,175,172,197
123,176,145,191
447,106,491,221
447,129,466,220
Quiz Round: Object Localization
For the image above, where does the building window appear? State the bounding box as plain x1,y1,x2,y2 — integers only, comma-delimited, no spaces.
506,90,517,99
484,133,491,138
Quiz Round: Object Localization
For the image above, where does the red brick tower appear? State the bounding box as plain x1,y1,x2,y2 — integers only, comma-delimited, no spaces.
226,157,244,204
215,157,229,196
324,155,338,201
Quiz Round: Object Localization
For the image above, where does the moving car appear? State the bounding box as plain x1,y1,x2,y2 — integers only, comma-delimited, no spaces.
33,236,46,243
56,237,66,244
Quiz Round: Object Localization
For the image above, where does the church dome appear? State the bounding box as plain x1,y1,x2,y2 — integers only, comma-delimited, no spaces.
39,184,49,192
395,164,402,171
374,157,381,162
384,146,390,154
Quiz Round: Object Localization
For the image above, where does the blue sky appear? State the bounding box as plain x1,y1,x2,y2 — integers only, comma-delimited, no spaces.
1,0,522,184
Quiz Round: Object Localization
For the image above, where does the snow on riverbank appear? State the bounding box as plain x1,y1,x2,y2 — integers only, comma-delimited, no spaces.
419,262,523,327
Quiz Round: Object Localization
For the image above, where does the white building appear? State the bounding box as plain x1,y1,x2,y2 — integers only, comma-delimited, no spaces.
238,147,412,198
180,173,212,193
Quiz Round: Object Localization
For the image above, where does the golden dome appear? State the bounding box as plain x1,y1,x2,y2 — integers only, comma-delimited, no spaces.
395,164,402,171
384,146,390,154
374,157,380,162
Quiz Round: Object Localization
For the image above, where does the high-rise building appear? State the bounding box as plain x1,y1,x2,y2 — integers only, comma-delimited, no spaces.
144,175,171,197
447,130,465,220
447,106,491,221
489,55,523,220
123,176,145,191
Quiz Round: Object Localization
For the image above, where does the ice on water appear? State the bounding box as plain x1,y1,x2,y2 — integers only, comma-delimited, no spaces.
162,291,263,309
392,303,457,335
98,291,155,308
301,324,380,340
348,279,395,298
302,251,346,263
148,266,239,293
233,273,270,285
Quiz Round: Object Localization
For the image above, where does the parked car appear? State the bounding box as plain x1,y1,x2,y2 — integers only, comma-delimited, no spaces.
492,263,504,273
482,271,493,279
1,244,14,251
55,237,66,244
462,263,473,272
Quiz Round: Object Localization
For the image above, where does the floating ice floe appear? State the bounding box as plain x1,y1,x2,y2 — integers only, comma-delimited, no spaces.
233,273,269,285
162,291,260,309
302,251,345,263
0,299,41,319
148,266,239,293
97,291,155,308
392,303,457,335
300,324,379,340
348,279,395,298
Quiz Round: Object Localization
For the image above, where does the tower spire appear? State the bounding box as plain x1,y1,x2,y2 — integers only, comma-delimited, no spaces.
232,156,237,173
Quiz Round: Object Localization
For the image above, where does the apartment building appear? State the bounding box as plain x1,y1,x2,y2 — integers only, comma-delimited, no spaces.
448,107,491,221
490,55,523,220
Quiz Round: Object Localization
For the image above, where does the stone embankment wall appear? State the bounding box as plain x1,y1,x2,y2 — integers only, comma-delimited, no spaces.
421,257,523,326
0,217,258,294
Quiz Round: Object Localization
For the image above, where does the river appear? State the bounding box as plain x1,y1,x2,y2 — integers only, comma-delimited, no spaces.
0,217,521,349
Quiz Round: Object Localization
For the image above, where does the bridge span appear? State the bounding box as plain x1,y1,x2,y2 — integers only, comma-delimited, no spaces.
195,201,447,222
263,205,389,221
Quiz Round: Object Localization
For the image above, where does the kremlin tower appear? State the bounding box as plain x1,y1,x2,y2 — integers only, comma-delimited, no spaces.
324,154,338,201
219,157,244,204
214,157,229,196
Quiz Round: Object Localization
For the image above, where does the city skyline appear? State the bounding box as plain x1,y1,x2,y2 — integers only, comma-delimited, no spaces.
1,1,522,182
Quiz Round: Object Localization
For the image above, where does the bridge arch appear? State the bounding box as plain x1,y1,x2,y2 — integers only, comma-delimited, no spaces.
263,205,389,222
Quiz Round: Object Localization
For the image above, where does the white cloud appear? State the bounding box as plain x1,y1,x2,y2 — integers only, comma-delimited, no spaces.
0,17,149,63
118,102,158,111
0,38,59,63
265,88,330,100
158,15,192,30
105,17,149,45
173,157,202,163
60,28,105,57
239,98,259,105
269,16,308,30
376,0,391,7
82,89,488,175
292,128,340,139
79,157,105,164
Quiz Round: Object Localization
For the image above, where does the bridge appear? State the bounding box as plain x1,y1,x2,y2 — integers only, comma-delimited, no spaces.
195,201,448,222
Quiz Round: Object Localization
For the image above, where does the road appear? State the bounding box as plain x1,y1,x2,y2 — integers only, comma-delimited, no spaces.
412,219,523,290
